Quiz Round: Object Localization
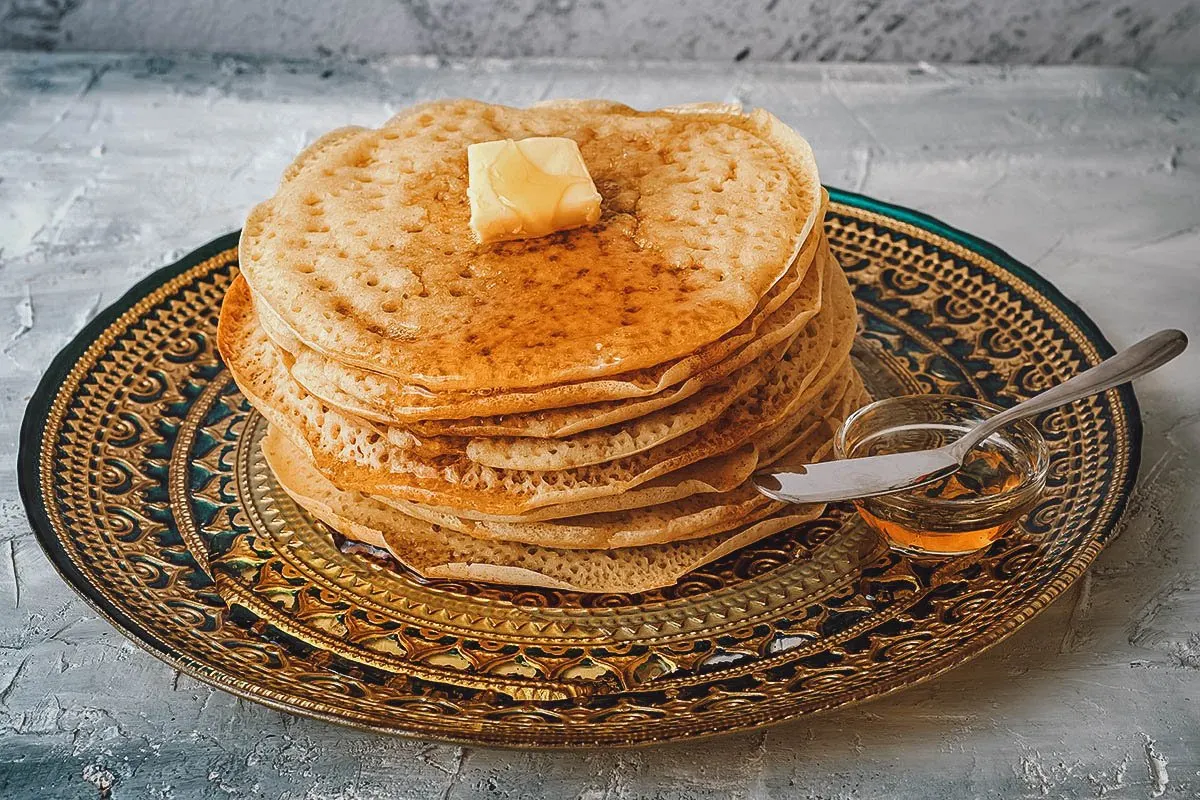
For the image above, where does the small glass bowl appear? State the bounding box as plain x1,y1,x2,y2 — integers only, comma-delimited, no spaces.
835,395,1049,556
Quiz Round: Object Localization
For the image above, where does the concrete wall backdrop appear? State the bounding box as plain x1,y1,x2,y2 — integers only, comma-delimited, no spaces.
1,0,1198,64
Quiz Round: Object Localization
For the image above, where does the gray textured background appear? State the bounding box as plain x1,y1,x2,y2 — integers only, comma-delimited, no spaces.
1,53,1198,798
1,0,1199,64
2,2,1200,798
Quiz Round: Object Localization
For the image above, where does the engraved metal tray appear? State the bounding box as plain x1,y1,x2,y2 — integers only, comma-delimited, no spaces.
19,189,1140,747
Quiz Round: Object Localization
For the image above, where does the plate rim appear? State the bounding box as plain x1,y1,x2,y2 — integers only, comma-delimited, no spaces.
18,231,242,665
18,189,1143,745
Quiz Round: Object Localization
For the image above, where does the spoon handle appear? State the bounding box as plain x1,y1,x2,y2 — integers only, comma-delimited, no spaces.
952,329,1188,457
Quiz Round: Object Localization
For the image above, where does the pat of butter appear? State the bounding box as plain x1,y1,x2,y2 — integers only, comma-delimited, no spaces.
467,137,602,244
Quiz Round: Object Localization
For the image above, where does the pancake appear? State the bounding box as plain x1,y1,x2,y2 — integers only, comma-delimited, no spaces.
450,253,839,470
406,324,826,439
263,427,827,594
453,338,779,469
397,247,833,439
270,221,829,425
376,444,764,524
363,250,834,470
255,293,306,356
372,290,843,480
368,367,860,549
239,99,822,392
218,260,858,516
765,369,868,464
378,337,780,467
371,359,859,528
428,331,811,440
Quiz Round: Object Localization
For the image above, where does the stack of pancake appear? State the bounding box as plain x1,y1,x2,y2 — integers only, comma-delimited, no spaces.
218,99,867,594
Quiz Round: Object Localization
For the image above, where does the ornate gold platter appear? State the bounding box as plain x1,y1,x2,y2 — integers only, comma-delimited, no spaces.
20,189,1140,747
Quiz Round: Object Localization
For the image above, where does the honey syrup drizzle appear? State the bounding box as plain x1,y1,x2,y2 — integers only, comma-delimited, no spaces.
857,444,1031,555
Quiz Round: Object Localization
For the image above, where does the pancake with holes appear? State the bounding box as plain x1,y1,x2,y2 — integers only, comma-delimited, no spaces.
263,426,825,594
219,265,857,517
270,223,830,425
219,98,868,592
238,99,823,392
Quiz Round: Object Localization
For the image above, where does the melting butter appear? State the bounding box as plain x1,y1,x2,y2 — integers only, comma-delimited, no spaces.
467,137,602,244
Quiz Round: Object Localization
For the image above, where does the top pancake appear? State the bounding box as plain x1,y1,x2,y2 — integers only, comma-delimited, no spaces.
272,224,826,425
238,99,821,392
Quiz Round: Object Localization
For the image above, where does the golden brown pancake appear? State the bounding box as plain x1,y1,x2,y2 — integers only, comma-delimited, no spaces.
446,257,843,470
361,249,838,472
263,426,828,594
366,370,862,549
264,221,829,425
239,99,822,392
218,263,858,516
375,445,764,525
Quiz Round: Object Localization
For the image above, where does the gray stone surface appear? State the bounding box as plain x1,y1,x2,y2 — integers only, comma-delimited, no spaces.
2,0,1200,65
1,52,1199,798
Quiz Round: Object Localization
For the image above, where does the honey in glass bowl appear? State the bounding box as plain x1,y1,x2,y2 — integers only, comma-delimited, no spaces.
835,395,1049,556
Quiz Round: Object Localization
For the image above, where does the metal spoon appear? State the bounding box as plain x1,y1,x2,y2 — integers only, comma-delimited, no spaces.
753,329,1187,505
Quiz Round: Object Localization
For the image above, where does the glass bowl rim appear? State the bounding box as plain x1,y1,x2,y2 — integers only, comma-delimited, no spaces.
833,393,1050,512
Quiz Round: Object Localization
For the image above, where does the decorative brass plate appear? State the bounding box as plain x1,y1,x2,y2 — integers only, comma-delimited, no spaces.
20,189,1140,747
